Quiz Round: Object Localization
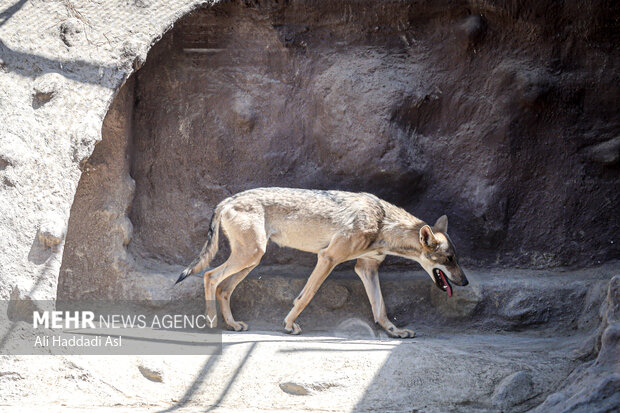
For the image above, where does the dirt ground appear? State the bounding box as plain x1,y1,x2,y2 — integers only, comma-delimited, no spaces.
0,329,587,412
2,264,618,412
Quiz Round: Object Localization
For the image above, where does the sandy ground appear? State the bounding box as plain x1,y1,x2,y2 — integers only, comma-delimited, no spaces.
3,265,616,412
0,327,587,412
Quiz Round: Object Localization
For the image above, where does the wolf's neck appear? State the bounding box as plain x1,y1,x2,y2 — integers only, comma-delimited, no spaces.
376,201,426,254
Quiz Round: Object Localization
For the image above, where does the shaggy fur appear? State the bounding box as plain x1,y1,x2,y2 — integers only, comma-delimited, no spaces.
177,187,468,337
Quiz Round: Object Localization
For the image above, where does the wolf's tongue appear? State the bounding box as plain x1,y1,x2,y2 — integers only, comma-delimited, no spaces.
439,270,452,297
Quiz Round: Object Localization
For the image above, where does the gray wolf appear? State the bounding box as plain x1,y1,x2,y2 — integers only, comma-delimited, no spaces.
176,187,468,338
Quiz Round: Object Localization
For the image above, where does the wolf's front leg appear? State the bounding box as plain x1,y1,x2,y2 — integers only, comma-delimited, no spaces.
380,320,416,338
354,257,415,338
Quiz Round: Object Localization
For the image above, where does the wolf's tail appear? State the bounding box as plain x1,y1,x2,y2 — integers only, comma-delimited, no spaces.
175,206,222,284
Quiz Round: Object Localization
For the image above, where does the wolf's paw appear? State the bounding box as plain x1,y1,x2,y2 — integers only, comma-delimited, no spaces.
227,321,248,332
387,326,415,338
282,321,302,335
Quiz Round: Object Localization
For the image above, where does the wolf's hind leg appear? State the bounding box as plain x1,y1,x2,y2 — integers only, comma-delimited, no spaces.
204,214,267,327
216,265,257,331
355,257,415,338
204,249,263,328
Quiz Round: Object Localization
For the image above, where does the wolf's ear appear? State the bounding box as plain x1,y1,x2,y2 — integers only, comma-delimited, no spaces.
419,225,437,248
434,215,448,233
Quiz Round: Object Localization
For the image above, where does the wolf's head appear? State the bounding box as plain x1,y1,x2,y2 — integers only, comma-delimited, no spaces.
416,215,468,297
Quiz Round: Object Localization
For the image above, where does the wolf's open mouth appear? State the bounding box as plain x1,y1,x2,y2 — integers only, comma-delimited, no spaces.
433,268,453,297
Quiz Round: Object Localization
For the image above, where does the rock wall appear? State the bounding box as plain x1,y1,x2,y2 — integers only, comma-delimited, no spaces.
0,0,205,300
57,78,135,301
0,0,617,299
1,0,612,301
533,275,620,413
126,0,619,270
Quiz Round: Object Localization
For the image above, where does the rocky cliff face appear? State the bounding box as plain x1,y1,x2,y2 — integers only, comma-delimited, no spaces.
121,0,619,270
0,0,201,301
2,0,616,300
36,0,617,302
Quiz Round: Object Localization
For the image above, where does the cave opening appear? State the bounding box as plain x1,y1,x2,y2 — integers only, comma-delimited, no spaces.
57,0,619,304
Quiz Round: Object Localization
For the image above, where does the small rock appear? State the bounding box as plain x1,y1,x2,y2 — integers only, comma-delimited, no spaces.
138,364,164,382
0,154,10,170
279,382,310,395
7,285,51,323
120,38,148,71
588,136,620,165
492,371,534,408
279,378,340,395
500,290,550,327
3,176,15,187
231,93,256,133
586,137,620,165
333,317,377,338
70,118,100,165
32,73,63,107
0,371,24,381
59,18,83,47
133,0,153,7
38,212,67,248
459,14,486,48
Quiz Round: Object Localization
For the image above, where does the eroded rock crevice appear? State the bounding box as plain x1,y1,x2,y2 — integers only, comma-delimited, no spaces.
57,78,136,301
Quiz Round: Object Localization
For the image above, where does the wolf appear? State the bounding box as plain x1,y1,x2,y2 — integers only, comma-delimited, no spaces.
176,187,468,338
